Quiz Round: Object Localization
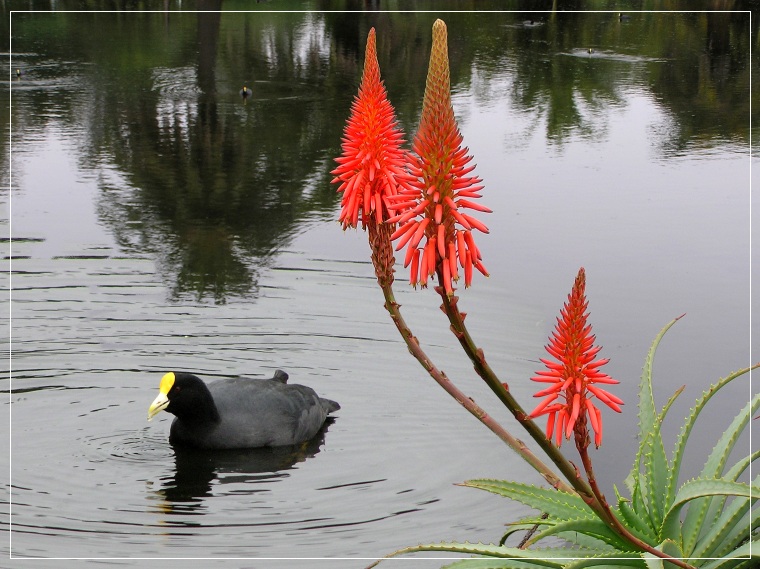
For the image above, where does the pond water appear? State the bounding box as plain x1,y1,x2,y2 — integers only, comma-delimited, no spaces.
2,2,755,566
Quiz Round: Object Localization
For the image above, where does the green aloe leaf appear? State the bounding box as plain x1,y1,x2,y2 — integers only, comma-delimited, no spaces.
691,453,759,558
666,367,754,505
706,498,759,560
641,539,684,569
615,486,658,542
500,521,547,546
642,384,684,532
461,480,594,520
681,390,759,553
371,542,566,567
443,560,557,569
630,316,682,470
523,518,631,550
642,555,680,569
628,461,649,534
692,487,756,559
625,316,683,532
499,518,613,550
564,553,647,568
442,547,630,569
698,449,758,543
551,531,618,550
697,540,758,569
661,478,756,541
716,561,759,569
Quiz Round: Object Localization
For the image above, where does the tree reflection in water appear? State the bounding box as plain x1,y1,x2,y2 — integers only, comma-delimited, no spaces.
6,4,753,303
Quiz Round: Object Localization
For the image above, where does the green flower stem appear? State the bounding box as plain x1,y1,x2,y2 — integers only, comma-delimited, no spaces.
379,280,572,494
438,279,697,569
435,280,597,502
367,220,570,492
576,432,697,569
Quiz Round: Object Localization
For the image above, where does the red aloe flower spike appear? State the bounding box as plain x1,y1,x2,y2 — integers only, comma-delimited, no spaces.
331,28,407,230
386,19,491,293
528,268,622,448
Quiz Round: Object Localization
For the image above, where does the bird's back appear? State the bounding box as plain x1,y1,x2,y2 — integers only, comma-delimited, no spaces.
171,374,337,449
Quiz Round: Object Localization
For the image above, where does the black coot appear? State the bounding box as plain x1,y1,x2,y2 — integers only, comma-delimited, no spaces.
148,370,339,449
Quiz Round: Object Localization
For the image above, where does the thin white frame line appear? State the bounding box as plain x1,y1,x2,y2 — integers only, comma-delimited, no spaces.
6,6,755,562
8,7,13,561
748,8,755,561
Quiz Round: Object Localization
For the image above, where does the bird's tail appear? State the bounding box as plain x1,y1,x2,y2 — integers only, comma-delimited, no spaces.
321,398,340,413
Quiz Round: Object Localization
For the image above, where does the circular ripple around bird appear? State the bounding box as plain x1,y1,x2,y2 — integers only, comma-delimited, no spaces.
79,427,171,466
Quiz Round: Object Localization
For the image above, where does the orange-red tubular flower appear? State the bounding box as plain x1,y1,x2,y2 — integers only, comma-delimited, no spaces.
331,28,407,229
528,268,622,448
386,19,490,292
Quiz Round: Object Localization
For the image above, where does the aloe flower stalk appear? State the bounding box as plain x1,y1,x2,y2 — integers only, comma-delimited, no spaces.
529,267,622,448
331,28,407,230
334,24,702,569
386,19,490,294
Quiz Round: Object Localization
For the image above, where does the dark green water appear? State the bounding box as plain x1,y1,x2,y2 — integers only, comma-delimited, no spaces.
2,2,755,566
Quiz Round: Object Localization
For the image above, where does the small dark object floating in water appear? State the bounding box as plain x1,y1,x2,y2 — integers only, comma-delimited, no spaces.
240,85,252,98
148,370,340,449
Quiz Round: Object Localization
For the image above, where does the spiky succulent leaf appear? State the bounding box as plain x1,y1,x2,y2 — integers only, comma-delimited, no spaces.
681,391,759,553
698,449,758,545
501,521,617,551
642,384,684,532
551,531,618,550
375,541,566,567
564,553,647,568
442,547,632,569
443,560,558,569
666,365,756,525
500,521,547,546
614,485,658,543
692,480,757,558
625,316,683,533
616,499,660,543
691,452,759,558
697,540,758,569
706,499,759,561
641,538,683,569
660,478,756,542
461,480,594,520
522,517,631,550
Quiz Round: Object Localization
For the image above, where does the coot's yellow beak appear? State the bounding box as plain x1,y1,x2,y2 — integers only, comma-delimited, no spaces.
147,372,175,420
